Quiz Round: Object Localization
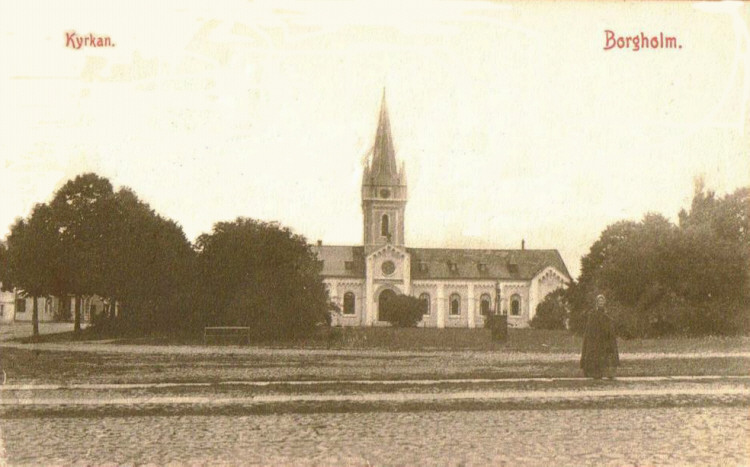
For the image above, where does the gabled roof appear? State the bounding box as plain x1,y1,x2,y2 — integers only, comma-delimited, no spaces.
313,244,570,281
312,245,366,278
408,247,570,281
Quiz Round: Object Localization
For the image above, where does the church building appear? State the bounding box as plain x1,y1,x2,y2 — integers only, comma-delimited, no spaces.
314,95,570,328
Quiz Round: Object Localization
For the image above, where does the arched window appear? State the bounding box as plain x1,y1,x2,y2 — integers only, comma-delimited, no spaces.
480,294,492,316
419,293,430,315
381,214,389,237
450,293,461,316
343,292,356,315
510,294,521,316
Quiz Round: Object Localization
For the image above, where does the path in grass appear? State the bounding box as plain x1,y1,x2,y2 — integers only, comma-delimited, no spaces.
2,376,748,417
2,340,749,359
4,374,748,391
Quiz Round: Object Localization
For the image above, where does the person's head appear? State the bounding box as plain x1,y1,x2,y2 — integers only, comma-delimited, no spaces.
595,294,606,310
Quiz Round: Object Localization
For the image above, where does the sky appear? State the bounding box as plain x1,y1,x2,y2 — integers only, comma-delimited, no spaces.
1,1,749,279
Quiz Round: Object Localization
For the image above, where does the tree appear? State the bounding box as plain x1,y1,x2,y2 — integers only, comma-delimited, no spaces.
674,184,750,335
678,185,750,294
48,173,118,331
531,288,568,330
597,213,677,306
0,242,11,291
381,294,426,328
5,204,60,337
570,183,750,337
102,187,194,333
4,173,195,337
568,220,639,333
679,183,750,247
192,218,329,338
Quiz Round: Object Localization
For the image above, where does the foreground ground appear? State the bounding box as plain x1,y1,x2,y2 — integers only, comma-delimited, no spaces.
1,322,748,465
2,406,747,466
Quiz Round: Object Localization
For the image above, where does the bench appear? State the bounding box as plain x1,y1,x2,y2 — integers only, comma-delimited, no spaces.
203,326,251,345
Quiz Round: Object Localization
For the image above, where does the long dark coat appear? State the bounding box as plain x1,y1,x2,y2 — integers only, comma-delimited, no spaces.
580,308,619,377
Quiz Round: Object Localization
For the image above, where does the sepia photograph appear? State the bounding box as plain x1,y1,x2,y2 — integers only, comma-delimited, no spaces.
1,1,749,465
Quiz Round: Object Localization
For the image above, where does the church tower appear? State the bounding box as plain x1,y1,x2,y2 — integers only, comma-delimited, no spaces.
362,92,407,254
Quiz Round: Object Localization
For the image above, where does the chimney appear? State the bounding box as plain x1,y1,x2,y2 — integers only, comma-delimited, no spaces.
521,239,525,250
317,240,322,247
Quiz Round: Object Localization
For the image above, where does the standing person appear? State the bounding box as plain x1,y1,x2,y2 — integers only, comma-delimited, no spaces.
580,294,619,379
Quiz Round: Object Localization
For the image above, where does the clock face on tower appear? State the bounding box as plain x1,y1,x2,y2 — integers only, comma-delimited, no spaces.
381,260,396,276
379,188,391,199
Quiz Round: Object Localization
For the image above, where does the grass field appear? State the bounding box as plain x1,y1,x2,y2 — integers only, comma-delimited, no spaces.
16,325,750,354
318,327,750,354
1,324,748,385
2,346,748,386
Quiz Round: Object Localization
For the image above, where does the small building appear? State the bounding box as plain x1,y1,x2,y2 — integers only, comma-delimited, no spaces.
0,283,106,325
0,285,15,323
12,295,105,324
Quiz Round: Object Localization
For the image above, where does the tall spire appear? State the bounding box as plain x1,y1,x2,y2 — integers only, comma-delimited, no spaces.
361,89,408,253
369,89,400,185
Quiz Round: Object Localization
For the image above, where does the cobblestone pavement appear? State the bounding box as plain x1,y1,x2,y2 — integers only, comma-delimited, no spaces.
1,378,749,465
1,406,748,466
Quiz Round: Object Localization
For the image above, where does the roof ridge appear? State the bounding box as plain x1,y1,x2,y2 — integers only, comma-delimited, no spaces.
313,244,561,253
311,244,360,248
407,246,561,252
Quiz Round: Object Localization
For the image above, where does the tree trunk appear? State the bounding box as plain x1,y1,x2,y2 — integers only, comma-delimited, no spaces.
32,296,39,337
62,295,70,321
74,296,81,332
62,296,71,321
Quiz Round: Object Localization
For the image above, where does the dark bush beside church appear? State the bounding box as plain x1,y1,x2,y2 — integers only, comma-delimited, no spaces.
530,289,568,330
381,294,426,328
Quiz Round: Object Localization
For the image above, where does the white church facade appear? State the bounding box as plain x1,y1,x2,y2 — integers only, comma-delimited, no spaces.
314,95,570,328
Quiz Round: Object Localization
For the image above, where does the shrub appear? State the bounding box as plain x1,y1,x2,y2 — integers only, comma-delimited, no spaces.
530,289,568,330
381,294,426,328
193,218,330,339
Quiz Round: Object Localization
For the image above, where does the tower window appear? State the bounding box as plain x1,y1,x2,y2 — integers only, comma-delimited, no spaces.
343,292,356,315
381,214,389,237
344,261,354,270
